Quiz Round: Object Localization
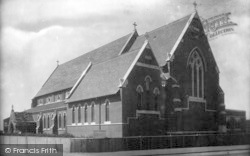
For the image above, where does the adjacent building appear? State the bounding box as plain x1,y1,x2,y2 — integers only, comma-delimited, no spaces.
226,109,246,133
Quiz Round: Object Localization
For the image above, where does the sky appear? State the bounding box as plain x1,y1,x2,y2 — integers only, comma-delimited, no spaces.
0,0,249,131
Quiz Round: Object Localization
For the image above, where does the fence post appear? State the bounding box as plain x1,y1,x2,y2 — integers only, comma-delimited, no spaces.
140,136,142,150
170,134,172,148
182,135,184,147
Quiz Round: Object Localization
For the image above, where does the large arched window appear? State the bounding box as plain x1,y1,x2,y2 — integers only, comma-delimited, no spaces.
91,102,95,123
188,50,204,98
78,105,81,123
84,104,88,123
153,87,160,110
105,100,110,122
72,106,75,124
136,85,143,110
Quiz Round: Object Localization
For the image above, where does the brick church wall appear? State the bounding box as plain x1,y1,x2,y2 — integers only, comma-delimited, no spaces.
67,94,123,138
121,48,165,136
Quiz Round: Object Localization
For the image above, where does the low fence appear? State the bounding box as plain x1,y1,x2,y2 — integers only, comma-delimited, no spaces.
0,136,71,153
1,133,250,153
70,133,250,152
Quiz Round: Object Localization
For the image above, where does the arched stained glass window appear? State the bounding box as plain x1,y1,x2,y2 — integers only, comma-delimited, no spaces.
47,115,50,129
63,113,66,128
58,114,61,128
72,106,75,124
105,100,110,122
136,85,143,110
91,102,95,123
84,104,88,123
78,105,81,123
153,87,160,110
43,115,46,129
188,50,204,98
145,76,152,91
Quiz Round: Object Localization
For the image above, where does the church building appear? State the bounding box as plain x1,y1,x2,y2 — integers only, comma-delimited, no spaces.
4,11,246,137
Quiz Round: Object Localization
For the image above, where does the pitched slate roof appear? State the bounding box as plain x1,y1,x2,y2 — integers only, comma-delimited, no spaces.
25,101,66,113
34,13,194,99
68,49,140,102
128,13,193,66
35,33,132,98
14,112,34,122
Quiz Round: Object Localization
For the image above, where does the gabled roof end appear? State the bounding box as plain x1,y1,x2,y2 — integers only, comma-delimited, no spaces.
67,62,92,99
119,30,138,55
166,12,196,62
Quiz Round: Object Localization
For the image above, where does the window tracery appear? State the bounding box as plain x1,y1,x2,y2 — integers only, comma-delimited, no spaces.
188,50,204,98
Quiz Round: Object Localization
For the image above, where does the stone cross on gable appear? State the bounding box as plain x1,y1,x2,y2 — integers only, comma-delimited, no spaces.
133,22,137,31
193,1,201,12
193,1,197,11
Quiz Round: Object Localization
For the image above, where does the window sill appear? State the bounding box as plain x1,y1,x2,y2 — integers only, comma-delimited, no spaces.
77,123,82,125
188,96,206,103
84,123,89,125
173,98,181,102
90,122,96,125
136,110,160,116
104,121,111,124
71,123,76,126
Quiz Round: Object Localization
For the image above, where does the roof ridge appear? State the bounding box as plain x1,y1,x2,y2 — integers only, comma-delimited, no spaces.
33,65,59,98
119,31,138,55
139,13,193,36
90,47,140,67
167,12,196,58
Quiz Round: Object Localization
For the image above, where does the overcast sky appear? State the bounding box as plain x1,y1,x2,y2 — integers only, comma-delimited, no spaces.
0,0,249,130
